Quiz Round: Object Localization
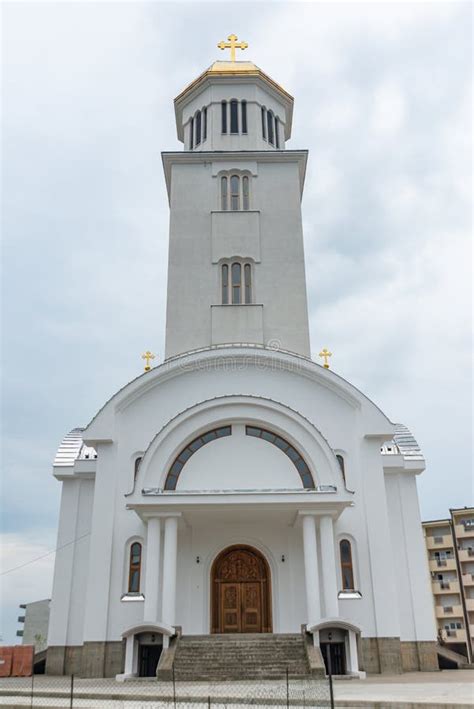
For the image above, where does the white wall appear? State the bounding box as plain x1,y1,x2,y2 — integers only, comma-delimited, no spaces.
48,478,94,647
165,158,310,358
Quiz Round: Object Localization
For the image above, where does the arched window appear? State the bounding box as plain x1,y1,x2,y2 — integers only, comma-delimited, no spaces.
244,263,252,303
222,264,229,304
230,175,240,210
261,107,266,139
189,117,194,150
221,176,228,211
336,454,346,485
267,111,274,145
221,101,227,133
195,110,201,146
203,107,207,141
231,262,241,303
242,176,249,211
275,117,280,148
340,540,355,590
241,101,248,134
128,542,142,593
220,173,250,211
230,100,239,134
246,426,315,488
164,426,232,490
222,261,252,305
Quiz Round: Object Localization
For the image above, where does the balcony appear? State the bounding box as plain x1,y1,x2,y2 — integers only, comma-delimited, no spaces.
426,534,453,550
465,598,474,611
455,524,474,539
435,605,463,618
441,628,467,642
458,548,474,562
429,558,456,572
432,580,460,594
462,574,474,586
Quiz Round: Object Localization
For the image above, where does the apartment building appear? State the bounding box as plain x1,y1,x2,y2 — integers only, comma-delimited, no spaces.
423,507,474,663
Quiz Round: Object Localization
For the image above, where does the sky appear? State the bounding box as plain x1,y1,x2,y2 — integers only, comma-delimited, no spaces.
1,1,472,645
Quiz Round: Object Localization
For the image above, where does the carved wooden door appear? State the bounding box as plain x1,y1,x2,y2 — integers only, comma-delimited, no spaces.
241,582,262,632
212,546,272,634
221,583,241,633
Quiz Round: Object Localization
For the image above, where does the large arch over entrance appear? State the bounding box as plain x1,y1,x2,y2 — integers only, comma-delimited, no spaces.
211,545,272,634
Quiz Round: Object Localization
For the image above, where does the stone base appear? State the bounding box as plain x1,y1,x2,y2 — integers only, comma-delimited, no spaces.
360,637,402,674
401,641,438,672
360,638,438,674
46,642,125,678
45,646,66,675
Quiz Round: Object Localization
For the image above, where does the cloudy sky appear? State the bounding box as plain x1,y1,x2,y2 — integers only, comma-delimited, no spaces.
1,1,471,645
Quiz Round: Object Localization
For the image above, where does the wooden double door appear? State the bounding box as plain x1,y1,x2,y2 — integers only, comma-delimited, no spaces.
211,545,272,634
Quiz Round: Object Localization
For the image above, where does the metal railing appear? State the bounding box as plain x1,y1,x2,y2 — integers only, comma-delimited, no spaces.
0,670,334,708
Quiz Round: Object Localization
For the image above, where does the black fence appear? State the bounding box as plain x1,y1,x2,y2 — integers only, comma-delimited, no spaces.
0,668,334,708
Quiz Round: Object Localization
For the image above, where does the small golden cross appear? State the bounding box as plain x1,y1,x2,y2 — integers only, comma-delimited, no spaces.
319,348,332,369
217,34,248,63
141,350,155,372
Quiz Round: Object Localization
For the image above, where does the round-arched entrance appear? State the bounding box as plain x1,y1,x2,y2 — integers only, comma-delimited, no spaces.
211,545,272,634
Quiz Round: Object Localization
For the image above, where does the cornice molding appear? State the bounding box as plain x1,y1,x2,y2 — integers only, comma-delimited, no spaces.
161,150,308,201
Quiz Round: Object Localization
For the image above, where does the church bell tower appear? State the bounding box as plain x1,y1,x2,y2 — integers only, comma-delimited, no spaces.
162,37,311,359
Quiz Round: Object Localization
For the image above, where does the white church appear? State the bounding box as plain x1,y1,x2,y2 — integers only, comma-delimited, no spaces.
46,37,438,680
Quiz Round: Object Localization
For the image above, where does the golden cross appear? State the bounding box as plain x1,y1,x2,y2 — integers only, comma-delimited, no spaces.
141,350,155,372
217,34,248,63
319,348,332,369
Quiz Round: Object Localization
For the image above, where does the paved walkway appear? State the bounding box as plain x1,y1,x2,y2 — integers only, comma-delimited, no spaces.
334,670,474,706
0,670,473,707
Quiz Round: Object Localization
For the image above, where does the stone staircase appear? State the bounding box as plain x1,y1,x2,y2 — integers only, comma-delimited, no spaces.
436,643,474,669
172,633,314,681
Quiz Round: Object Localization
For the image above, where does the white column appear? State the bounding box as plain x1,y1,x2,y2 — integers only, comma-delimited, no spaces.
319,515,339,618
123,634,136,675
347,629,359,673
302,514,321,626
161,516,179,626
144,517,161,621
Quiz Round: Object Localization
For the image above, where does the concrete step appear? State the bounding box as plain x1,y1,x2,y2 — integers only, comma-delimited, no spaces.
173,633,311,681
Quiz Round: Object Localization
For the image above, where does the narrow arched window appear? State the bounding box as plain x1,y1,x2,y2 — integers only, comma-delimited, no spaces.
189,117,194,150
275,117,280,148
230,175,240,211
340,540,355,590
241,101,248,134
267,111,274,145
230,100,239,134
203,107,207,142
244,263,252,303
261,107,266,139
128,542,142,593
232,262,241,304
221,176,228,211
242,176,249,211
221,101,227,133
222,264,229,304
196,111,201,146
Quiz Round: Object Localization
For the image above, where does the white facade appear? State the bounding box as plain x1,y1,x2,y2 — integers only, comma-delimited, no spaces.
46,57,437,679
